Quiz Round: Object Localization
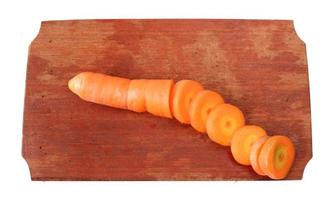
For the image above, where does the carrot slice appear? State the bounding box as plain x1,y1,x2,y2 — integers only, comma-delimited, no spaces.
231,125,267,166
127,79,148,112
258,135,295,179
68,72,130,109
249,136,270,176
170,80,204,124
189,90,224,133
206,104,245,146
145,79,174,118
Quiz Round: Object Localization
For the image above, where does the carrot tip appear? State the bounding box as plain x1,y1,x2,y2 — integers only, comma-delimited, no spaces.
68,76,81,95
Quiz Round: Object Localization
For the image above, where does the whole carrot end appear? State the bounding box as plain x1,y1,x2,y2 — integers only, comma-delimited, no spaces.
68,74,82,95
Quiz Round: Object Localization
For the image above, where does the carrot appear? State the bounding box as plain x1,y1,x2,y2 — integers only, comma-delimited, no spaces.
206,104,245,146
68,72,130,109
249,136,270,176
69,72,296,180
127,79,148,112
145,79,174,118
170,80,204,124
189,90,224,133
231,125,267,166
258,135,295,179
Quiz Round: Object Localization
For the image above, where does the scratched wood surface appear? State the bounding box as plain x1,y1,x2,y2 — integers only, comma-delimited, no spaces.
22,19,311,180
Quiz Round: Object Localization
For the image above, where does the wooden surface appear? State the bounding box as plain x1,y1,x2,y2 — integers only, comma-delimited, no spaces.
22,19,312,180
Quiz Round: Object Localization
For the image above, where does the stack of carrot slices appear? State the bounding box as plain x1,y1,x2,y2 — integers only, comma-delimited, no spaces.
68,72,296,180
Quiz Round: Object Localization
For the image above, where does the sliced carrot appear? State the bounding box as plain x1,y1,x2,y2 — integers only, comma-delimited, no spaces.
145,79,174,118
170,80,204,124
231,125,267,166
258,135,295,179
68,72,130,109
249,136,270,176
189,90,224,133
127,79,148,112
206,104,245,146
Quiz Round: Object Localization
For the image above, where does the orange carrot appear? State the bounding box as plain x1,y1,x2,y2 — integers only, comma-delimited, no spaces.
145,79,174,118
249,136,270,176
231,125,267,166
189,90,224,133
258,135,295,179
68,72,130,109
206,104,245,146
68,72,296,180
170,80,204,124
127,79,148,112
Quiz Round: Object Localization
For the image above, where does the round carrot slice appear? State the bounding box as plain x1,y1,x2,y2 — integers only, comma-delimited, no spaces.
258,135,295,179
170,80,204,124
231,125,267,166
249,135,270,176
206,104,245,146
68,72,130,109
127,79,148,112
145,79,174,118
189,90,224,133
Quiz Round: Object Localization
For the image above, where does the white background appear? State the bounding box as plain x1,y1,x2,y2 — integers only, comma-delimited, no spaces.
0,0,333,199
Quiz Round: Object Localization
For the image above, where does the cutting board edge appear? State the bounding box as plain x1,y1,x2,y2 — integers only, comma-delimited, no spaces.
31,19,307,43
21,137,33,181
290,20,306,46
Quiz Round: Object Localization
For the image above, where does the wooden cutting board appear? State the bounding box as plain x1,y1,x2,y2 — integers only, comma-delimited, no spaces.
23,19,312,180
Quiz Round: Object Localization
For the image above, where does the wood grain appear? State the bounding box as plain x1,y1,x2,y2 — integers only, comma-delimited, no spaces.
22,19,312,180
